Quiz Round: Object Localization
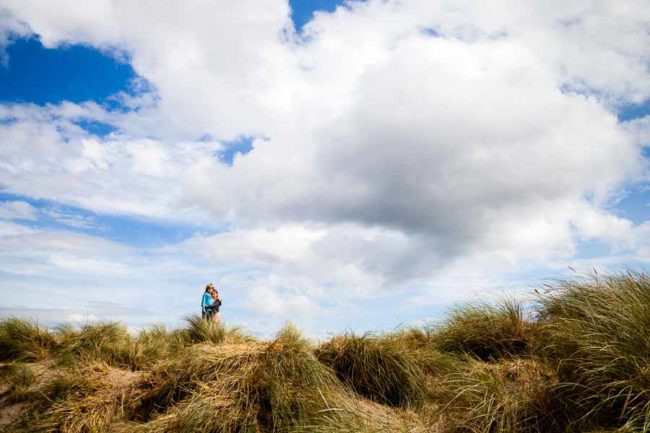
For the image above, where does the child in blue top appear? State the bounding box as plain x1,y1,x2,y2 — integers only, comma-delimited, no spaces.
201,284,215,319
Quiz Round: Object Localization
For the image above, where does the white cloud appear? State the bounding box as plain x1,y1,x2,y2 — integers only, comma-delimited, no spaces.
0,221,216,326
0,220,35,236
0,104,221,222
0,8,30,64
247,286,323,319
42,207,103,230
0,0,649,334
0,200,37,220
176,223,443,294
1,0,294,139
66,313,99,323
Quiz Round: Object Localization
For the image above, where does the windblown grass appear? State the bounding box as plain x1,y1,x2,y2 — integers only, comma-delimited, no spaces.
0,363,35,401
538,273,650,432
1,272,649,433
0,318,57,362
178,315,256,346
384,327,463,376
9,361,143,433
133,340,266,421
54,319,237,370
442,358,560,433
136,324,370,432
434,299,538,361
257,324,337,429
382,331,466,408
315,333,427,408
130,325,187,369
56,322,137,369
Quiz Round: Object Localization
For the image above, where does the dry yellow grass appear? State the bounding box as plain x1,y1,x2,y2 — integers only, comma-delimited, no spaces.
1,272,648,433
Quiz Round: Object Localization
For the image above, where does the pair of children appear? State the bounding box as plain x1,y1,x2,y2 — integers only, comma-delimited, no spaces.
201,283,222,322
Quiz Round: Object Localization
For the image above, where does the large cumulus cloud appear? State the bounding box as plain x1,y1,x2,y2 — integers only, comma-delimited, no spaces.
0,0,649,332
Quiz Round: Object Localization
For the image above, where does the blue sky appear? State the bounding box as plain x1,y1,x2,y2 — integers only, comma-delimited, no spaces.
0,0,347,104
0,0,649,337
0,0,349,243
0,37,138,105
290,0,344,31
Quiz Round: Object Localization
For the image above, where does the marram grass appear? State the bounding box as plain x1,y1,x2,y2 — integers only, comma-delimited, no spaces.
0,317,57,362
441,358,561,433
56,322,136,368
434,298,538,361
315,333,427,408
538,273,650,432
1,271,649,433
131,323,395,433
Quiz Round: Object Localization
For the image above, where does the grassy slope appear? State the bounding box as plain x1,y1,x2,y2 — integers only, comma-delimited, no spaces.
0,272,648,433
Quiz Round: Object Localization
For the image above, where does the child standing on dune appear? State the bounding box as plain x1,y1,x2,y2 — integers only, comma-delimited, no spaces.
201,284,214,320
210,287,222,323
201,283,222,322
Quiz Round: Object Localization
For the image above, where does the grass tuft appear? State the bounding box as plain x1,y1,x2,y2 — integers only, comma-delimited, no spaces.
0,318,57,362
135,323,356,432
434,298,537,361
178,315,256,346
9,361,143,433
0,363,36,402
56,322,137,368
2,272,649,433
538,273,650,431
441,358,561,433
130,325,185,369
315,333,426,408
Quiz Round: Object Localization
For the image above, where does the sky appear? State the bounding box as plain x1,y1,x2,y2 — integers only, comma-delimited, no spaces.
0,0,649,338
